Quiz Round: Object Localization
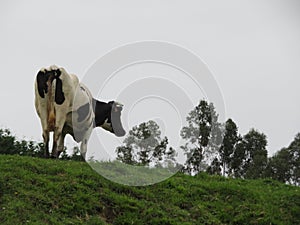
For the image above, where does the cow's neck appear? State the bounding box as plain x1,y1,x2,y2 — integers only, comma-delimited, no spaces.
92,99,111,127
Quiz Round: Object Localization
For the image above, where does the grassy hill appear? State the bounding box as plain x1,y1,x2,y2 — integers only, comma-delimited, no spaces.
0,155,299,225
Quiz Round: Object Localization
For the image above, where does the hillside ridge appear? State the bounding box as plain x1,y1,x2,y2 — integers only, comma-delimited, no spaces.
0,155,299,225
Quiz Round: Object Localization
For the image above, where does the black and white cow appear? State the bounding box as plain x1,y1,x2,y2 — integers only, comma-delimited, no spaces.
34,65,125,159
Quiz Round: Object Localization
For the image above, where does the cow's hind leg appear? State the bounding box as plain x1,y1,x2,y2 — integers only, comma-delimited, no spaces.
51,128,63,158
42,130,50,158
51,127,65,158
51,112,67,158
39,108,50,158
56,133,66,158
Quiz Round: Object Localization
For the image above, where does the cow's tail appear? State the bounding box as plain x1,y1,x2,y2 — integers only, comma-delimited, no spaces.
47,76,56,131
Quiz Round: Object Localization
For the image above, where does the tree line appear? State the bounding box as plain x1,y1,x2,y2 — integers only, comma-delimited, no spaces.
116,100,300,186
0,129,83,161
0,99,299,185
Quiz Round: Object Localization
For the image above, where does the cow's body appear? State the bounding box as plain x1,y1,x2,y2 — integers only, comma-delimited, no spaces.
34,65,125,159
34,66,94,158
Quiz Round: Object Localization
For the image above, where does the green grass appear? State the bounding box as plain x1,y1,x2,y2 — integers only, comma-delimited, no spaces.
0,155,299,225
88,160,177,186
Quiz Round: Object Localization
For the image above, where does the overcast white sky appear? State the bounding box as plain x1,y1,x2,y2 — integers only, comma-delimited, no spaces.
0,0,299,158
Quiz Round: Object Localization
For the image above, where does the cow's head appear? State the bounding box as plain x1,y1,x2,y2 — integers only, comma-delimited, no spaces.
93,99,126,137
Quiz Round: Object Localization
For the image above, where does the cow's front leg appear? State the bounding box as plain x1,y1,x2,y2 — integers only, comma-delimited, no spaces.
80,128,92,160
80,139,88,160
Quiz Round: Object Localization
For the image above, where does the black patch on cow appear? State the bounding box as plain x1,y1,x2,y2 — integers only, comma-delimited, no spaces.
77,102,90,123
54,69,65,105
36,70,49,98
92,98,112,127
54,78,65,104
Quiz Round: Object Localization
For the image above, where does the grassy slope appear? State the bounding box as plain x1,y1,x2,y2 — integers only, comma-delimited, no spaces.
0,155,299,225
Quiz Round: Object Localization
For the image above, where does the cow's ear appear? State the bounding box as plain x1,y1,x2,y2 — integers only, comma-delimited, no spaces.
55,77,65,105
36,70,47,98
113,101,123,112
